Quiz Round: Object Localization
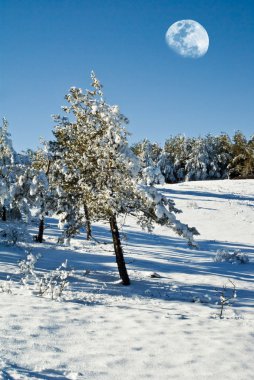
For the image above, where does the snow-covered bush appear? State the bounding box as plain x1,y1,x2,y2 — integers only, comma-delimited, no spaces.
0,222,31,245
18,250,41,284
0,275,13,294
18,251,72,300
214,249,249,264
36,260,72,300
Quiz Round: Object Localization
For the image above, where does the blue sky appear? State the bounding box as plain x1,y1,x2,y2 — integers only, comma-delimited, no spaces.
1,0,254,151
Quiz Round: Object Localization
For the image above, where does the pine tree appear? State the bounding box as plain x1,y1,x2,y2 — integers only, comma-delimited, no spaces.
0,119,51,236
164,135,193,182
164,134,232,182
49,72,198,285
184,135,226,181
215,133,232,179
158,149,175,183
132,139,164,185
0,118,21,221
229,131,254,178
31,145,58,242
185,137,208,181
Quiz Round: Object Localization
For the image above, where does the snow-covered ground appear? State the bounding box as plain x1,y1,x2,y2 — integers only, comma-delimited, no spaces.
0,179,253,380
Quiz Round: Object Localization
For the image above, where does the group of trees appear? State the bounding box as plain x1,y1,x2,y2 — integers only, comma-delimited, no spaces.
132,132,254,185
0,73,198,285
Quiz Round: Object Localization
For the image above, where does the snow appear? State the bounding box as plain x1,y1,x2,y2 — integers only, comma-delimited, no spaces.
0,179,254,379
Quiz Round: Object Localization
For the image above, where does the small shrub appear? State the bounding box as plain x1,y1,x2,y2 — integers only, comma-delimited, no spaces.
217,280,237,319
0,275,13,294
214,249,249,264
18,252,72,300
18,250,41,285
0,222,31,245
36,260,72,300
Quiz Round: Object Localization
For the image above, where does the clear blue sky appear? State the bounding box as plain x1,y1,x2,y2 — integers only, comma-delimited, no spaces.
1,0,254,151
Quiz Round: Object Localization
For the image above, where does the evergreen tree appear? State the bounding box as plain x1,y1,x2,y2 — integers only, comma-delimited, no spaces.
229,131,254,178
185,137,209,181
32,145,58,242
215,133,232,179
132,139,164,185
0,118,21,221
0,119,51,236
157,150,175,183
164,135,193,182
184,135,226,181
49,73,198,285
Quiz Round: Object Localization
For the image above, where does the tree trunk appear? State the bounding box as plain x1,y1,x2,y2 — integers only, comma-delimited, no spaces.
2,206,6,221
84,203,92,240
37,217,44,243
109,214,130,285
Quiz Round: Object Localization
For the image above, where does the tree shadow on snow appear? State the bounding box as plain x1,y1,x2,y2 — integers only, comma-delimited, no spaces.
75,224,254,308
1,364,80,380
157,186,254,202
0,218,253,310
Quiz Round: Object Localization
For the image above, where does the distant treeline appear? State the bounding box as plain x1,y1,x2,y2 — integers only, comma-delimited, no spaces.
131,131,254,184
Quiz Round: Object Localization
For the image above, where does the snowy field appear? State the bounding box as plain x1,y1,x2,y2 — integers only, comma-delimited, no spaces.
0,179,253,380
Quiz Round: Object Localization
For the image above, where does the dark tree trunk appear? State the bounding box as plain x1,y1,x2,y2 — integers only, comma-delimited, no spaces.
37,217,44,243
109,214,130,286
2,206,7,221
84,203,92,240
36,160,50,243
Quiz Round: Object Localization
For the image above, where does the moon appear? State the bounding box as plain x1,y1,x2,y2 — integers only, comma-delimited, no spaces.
165,20,209,58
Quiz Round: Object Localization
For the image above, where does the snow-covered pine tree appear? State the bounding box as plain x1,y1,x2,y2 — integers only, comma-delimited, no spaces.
184,138,202,181
214,133,232,179
165,134,231,182
184,136,222,181
0,119,51,241
131,139,164,185
31,145,59,242
157,149,176,183
164,135,193,182
18,163,51,240
48,116,92,243
0,118,22,221
49,72,198,285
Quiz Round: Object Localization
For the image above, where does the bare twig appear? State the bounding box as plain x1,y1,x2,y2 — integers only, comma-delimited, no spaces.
219,280,237,319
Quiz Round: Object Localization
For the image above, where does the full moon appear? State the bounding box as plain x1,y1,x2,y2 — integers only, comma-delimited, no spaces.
165,20,209,58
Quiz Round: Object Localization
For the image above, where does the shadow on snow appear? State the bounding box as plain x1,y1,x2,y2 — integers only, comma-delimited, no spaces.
0,218,253,309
